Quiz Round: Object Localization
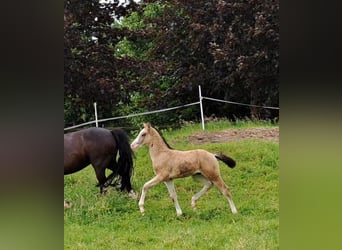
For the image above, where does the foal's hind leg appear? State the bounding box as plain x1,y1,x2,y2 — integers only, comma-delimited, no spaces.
191,174,213,210
212,177,238,214
164,180,183,216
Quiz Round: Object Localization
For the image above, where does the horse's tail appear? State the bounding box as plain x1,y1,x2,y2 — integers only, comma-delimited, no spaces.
111,129,135,192
215,153,236,168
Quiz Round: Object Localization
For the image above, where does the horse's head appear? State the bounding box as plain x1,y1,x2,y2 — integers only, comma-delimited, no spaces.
131,123,152,150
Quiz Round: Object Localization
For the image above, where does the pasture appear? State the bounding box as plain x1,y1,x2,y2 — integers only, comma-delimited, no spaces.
64,120,279,249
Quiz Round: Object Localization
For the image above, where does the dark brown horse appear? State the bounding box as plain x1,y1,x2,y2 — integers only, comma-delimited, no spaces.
64,127,134,194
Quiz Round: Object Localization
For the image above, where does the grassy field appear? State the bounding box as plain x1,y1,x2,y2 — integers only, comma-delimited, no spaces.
64,120,279,249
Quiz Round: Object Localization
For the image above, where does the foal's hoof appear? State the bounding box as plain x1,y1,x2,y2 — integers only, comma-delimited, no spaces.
139,207,145,216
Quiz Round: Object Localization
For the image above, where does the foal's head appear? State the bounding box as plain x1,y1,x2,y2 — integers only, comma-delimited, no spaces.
131,123,153,150
131,123,173,151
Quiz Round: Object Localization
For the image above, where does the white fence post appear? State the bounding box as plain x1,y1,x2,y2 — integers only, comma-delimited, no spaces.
94,102,98,127
198,85,205,130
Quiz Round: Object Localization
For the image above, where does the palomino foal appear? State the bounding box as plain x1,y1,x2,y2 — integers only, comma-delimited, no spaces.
131,123,238,216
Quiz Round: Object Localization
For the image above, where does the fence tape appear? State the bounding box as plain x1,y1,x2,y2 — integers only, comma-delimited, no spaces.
64,94,279,131
64,101,200,131
202,96,280,110
63,120,98,131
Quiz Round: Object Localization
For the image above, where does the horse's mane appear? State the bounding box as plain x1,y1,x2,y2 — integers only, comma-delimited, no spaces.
154,127,173,150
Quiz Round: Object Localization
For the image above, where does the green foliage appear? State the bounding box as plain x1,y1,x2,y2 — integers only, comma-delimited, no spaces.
115,37,154,59
115,2,166,30
64,121,279,249
114,3,166,59
118,11,144,30
64,95,95,126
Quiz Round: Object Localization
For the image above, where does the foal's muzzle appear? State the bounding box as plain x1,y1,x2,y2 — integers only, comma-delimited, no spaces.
131,142,140,151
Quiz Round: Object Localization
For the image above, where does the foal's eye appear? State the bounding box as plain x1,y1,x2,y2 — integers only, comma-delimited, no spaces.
141,133,146,137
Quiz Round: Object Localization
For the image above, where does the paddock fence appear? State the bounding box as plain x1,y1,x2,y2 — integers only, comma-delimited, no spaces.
64,85,279,131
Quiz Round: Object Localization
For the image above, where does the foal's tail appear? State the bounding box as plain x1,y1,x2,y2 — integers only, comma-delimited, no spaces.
215,153,236,168
111,129,135,192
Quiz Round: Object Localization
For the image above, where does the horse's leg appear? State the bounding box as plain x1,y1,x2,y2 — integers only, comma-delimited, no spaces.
164,180,183,216
212,177,238,214
94,165,107,194
104,172,116,187
92,156,114,193
106,160,119,187
139,175,163,215
191,174,213,209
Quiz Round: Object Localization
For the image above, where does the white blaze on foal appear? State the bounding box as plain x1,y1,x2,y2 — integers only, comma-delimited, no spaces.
131,123,238,216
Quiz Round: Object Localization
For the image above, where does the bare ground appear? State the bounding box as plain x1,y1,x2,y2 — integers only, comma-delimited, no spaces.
188,127,279,144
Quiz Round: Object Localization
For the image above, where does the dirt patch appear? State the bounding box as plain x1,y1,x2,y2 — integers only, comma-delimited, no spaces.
188,127,279,144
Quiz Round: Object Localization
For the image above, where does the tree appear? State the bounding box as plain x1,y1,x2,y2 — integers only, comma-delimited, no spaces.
64,0,142,127
64,0,279,128
137,0,279,120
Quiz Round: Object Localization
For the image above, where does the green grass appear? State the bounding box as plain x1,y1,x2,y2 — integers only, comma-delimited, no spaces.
64,120,279,249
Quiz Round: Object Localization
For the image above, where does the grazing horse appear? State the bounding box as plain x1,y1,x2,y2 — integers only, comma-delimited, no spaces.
131,123,238,216
64,127,134,194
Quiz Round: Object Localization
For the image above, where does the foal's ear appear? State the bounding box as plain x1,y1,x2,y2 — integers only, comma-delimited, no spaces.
144,122,151,132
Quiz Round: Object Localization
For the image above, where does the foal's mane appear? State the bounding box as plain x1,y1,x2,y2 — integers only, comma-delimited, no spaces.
153,127,173,150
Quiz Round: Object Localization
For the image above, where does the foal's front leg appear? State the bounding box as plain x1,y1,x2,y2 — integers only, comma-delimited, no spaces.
139,175,163,215
164,180,183,216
